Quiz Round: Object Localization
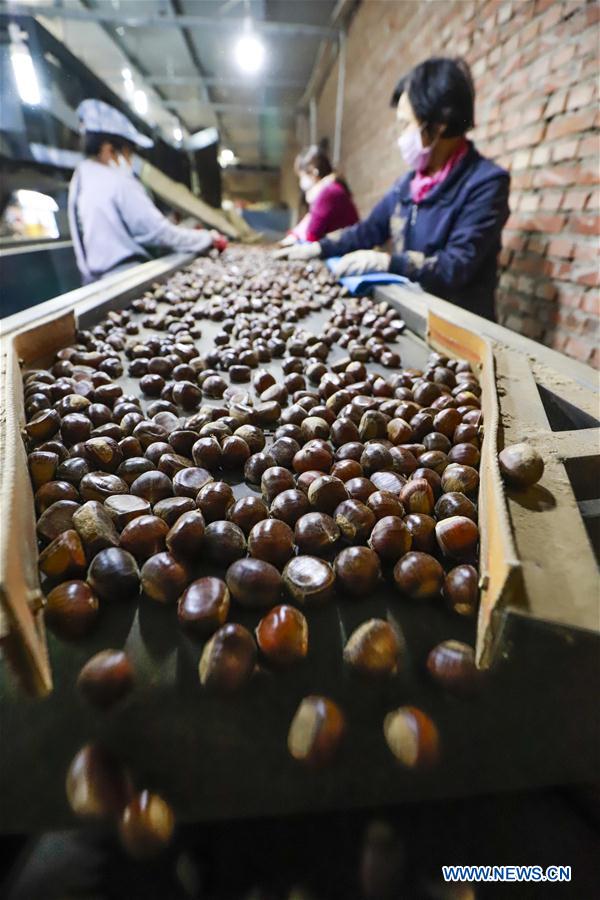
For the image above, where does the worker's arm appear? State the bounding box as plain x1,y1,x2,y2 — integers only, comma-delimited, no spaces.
388,173,510,292
318,191,394,257
116,177,214,254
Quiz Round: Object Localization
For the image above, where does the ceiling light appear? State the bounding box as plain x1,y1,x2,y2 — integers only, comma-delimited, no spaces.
10,42,41,105
133,89,148,115
122,67,132,82
234,33,265,74
173,125,183,142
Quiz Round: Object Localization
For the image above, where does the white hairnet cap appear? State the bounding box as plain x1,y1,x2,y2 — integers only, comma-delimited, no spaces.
77,99,154,149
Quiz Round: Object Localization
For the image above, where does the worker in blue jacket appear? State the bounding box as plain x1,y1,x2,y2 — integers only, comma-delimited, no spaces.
277,57,510,321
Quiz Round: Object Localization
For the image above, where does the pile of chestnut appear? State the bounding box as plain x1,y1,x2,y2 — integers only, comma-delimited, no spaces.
22,248,484,854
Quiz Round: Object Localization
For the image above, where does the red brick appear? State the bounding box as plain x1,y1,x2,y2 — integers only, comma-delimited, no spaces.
572,240,598,262
546,109,598,140
535,281,558,301
520,193,541,212
531,146,551,166
581,292,600,316
549,43,577,72
498,2,513,25
538,0,563,30
545,90,568,118
532,165,597,188
551,139,579,162
575,266,600,287
527,235,547,254
566,81,597,111
585,189,599,211
547,237,574,258
504,232,528,252
569,214,600,235
557,283,585,308
561,189,592,211
578,135,599,158
538,191,565,212
564,337,593,363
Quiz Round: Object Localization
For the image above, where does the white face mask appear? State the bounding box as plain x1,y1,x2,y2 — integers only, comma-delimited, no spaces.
299,172,316,194
109,154,132,173
397,125,432,173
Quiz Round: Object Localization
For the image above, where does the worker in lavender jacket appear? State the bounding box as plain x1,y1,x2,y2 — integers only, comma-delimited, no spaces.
277,57,510,321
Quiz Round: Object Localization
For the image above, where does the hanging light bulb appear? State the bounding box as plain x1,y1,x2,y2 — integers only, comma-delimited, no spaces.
133,89,148,115
234,20,265,75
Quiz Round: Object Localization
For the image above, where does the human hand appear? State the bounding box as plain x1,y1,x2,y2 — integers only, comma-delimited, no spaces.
333,250,391,277
274,241,321,261
210,231,228,253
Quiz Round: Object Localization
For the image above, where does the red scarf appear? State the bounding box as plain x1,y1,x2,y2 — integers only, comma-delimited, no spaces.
410,139,468,204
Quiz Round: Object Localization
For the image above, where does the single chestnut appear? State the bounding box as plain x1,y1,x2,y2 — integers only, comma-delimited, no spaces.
199,622,256,691
404,513,436,553
77,649,134,708
399,479,434,515
37,499,81,543
104,494,151,530
345,477,376,503
269,488,311,527
178,577,230,636
130,470,173,504
434,491,477,522
443,564,479,616
366,490,405,520
119,514,169,561
368,516,412,564
66,744,132,819
343,618,403,677
307,475,348,515
166,510,205,558
287,696,346,767
248,518,295,568
204,520,247,566
334,499,376,543
282,555,336,606
119,791,175,859
393,552,443,601
225,557,282,608
369,470,406,495
498,442,544,488
87,548,140,602
295,512,340,557
255,605,308,666
45,580,99,638
426,639,481,694
441,463,479,496
435,515,479,559
334,546,381,595
38,529,86,580
383,706,440,769
196,480,234,522
141,552,189,604
261,466,295,503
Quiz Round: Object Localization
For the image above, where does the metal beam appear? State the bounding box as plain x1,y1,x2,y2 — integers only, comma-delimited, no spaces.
7,4,338,38
146,75,304,89
164,101,296,117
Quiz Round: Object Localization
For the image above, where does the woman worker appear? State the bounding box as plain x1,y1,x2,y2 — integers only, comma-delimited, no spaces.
282,143,359,245
276,57,510,321
68,100,224,284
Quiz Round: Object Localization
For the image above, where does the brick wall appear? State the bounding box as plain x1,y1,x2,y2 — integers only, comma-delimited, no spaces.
314,0,599,367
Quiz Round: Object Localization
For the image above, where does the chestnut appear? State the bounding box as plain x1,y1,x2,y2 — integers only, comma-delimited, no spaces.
141,552,189,604
282,555,336,606
153,496,196,526
255,605,308,666
368,516,412,564
307,475,348,514
330,459,363,482
77,649,134,708
196,480,234,522
343,618,403,677
172,466,213,498
334,499,376,543
448,442,480,467
434,491,477,522
166,510,205,558
295,512,340,557
72,500,119,554
221,435,250,470
345,477,376,503
498,442,544,488
248,518,295,568
393,552,443,601
192,435,222,470
334,546,381,595
119,514,169,561
45,580,99,638
38,529,86,580
368,470,406,495
130,470,173,504
84,437,123,473
330,417,360,447
287,696,346,767
104,494,151,530
244,451,277,485
269,488,311,527
360,443,392,476
292,445,332,475
366,490,405,520
199,622,256,691
261,466,295,503
117,456,155,486
204,520,247,566
178,577,230,636
443,564,479,616
88,548,140,602
334,441,364,462
435,515,479,560
269,437,301,469
399,479,434,515
383,706,440,769
441,463,479,496
37,499,80,543
119,791,175,859
28,450,58,490
426,639,480,694
66,744,132,819
225,557,282,608
404,513,436,553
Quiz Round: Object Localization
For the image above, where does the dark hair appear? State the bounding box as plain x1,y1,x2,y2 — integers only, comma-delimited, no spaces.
296,143,333,179
83,131,135,157
391,57,475,138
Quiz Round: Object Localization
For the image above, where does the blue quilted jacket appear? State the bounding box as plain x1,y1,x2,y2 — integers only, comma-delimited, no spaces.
319,143,510,320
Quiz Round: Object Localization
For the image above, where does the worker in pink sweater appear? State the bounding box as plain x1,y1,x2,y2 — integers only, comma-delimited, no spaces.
282,144,359,245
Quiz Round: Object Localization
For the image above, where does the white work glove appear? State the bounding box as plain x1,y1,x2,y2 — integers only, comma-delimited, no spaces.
278,233,297,247
274,241,321,261
334,250,391,277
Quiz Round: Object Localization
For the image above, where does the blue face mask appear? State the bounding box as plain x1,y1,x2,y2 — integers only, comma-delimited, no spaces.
397,125,432,172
